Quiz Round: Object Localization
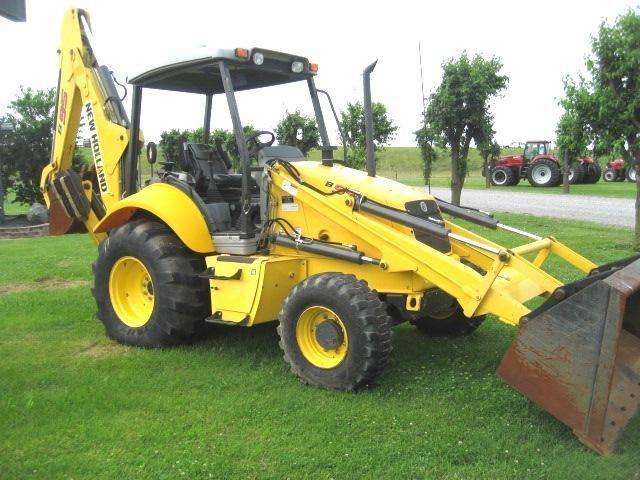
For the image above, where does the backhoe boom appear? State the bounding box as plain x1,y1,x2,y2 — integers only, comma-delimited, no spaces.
40,7,130,240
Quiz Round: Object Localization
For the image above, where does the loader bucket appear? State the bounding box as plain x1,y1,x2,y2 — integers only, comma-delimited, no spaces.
498,257,640,455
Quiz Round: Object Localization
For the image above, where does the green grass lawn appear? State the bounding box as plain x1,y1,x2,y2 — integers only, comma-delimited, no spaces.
1,214,639,479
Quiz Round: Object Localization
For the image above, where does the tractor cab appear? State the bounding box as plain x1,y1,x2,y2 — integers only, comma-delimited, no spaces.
522,140,550,161
126,48,339,253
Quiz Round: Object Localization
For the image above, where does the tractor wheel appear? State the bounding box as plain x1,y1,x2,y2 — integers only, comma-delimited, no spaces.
527,159,561,187
585,163,602,183
411,295,485,337
603,167,617,182
568,163,585,185
93,217,209,347
278,273,392,391
627,166,638,183
490,167,516,187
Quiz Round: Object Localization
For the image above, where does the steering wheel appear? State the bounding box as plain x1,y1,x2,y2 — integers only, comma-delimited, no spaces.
247,130,275,157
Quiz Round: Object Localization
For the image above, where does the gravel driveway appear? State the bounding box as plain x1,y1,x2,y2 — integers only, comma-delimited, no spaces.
426,187,634,228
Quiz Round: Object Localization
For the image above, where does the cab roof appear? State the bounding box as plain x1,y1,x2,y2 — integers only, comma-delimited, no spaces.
128,48,316,95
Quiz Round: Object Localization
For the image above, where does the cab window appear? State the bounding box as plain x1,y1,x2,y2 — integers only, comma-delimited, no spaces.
524,143,547,160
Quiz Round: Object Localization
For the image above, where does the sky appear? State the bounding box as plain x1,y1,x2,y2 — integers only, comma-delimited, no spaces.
0,0,637,147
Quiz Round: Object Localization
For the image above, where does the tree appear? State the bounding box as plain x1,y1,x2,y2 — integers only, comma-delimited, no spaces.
555,108,591,193
275,111,319,156
555,109,590,163
420,53,508,205
340,101,397,169
478,138,501,189
0,116,14,222
211,125,257,169
158,125,258,170
558,9,640,247
2,87,83,206
414,125,438,186
159,129,190,165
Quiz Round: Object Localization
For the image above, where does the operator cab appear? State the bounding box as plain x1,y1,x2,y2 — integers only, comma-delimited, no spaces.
127,48,337,254
523,140,550,161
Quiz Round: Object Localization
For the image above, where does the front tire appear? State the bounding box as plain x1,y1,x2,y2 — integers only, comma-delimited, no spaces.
278,273,392,391
527,159,561,187
627,166,638,183
93,218,209,347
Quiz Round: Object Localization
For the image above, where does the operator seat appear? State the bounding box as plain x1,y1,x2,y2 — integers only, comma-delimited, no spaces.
182,142,257,196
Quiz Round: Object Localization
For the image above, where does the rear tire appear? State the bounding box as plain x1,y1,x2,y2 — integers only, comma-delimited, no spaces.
93,218,209,347
278,273,392,391
627,166,637,183
603,168,617,182
490,166,515,187
585,163,601,183
411,302,485,337
527,159,561,187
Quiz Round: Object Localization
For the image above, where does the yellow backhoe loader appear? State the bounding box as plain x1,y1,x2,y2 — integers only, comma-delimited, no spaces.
41,7,640,455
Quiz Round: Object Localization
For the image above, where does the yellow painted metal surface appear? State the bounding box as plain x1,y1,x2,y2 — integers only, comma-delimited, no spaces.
41,8,130,241
296,306,348,369
93,182,214,253
206,256,305,325
108,256,154,328
262,161,599,326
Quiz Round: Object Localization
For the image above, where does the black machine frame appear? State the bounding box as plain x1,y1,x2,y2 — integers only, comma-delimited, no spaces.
126,51,334,238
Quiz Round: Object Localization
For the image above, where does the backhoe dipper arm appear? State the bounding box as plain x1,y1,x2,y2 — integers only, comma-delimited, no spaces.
40,7,131,241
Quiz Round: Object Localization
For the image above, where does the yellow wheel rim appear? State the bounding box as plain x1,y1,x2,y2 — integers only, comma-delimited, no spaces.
108,256,155,328
296,306,348,369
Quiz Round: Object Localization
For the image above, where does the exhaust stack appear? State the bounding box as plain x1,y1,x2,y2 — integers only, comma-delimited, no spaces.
363,60,378,177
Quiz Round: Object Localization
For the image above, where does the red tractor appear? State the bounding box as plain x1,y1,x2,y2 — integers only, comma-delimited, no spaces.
603,158,637,182
489,140,601,187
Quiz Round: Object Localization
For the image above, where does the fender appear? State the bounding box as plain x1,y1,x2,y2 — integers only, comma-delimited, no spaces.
530,154,560,165
93,182,214,253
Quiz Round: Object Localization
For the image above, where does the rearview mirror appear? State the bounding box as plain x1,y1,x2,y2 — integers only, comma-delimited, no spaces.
146,142,157,164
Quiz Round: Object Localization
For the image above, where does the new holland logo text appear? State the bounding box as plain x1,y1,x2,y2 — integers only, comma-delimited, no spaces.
85,102,109,194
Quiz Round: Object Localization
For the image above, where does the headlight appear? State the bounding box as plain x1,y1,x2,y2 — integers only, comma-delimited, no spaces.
253,52,264,65
291,61,304,73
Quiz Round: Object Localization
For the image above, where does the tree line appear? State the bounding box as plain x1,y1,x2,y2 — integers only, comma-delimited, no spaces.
157,102,397,171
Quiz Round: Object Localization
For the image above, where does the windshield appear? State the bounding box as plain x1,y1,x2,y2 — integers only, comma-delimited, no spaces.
524,142,548,159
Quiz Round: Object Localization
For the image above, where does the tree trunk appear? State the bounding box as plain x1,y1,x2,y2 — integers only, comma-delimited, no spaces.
635,158,640,251
451,150,463,206
0,155,4,224
562,150,570,194
484,159,491,189
630,141,640,251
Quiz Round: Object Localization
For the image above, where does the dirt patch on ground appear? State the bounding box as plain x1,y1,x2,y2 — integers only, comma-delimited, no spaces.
0,278,90,296
76,341,131,358
56,259,77,268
